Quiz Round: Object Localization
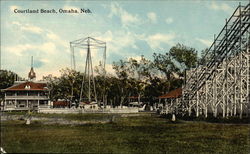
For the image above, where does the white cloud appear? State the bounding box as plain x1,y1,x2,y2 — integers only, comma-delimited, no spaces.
221,3,232,12
209,1,233,13
6,44,32,56
46,31,68,48
121,11,139,26
109,2,141,27
3,21,71,80
79,49,86,57
196,38,212,47
6,25,58,56
165,17,173,24
5,42,57,56
147,12,157,23
38,69,61,80
36,59,70,80
46,32,58,40
11,22,67,50
12,21,21,26
109,3,119,17
146,33,176,49
21,25,43,34
40,58,50,64
12,21,43,34
40,42,56,53
95,30,176,56
9,5,20,12
95,30,138,56
127,55,142,61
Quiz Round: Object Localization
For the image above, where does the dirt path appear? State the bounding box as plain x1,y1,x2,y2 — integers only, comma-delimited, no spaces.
1,115,114,125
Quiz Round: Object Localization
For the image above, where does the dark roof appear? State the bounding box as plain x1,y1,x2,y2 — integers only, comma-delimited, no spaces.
4,81,48,91
158,88,182,99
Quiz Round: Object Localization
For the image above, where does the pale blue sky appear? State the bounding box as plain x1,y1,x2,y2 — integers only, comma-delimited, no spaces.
1,0,248,79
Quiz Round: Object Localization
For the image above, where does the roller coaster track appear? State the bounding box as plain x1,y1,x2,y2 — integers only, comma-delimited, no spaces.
182,3,250,118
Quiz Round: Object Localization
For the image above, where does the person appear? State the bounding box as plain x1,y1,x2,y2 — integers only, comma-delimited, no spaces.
171,113,176,122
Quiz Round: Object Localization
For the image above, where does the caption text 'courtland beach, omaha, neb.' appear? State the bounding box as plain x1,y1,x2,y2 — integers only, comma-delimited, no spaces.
13,8,91,14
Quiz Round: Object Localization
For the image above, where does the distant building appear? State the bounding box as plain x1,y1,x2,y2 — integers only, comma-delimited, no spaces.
3,81,50,111
158,88,182,100
79,101,98,110
53,99,70,108
2,58,51,111
157,88,182,114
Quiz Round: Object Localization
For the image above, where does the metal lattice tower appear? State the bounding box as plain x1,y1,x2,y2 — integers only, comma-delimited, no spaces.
181,3,250,118
70,37,106,104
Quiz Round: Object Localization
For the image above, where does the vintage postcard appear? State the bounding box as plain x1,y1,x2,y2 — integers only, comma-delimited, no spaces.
0,0,249,153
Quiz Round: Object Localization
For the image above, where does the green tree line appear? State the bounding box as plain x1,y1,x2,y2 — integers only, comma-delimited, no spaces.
0,70,22,101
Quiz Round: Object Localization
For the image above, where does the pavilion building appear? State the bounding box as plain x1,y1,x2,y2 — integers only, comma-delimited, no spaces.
2,62,51,111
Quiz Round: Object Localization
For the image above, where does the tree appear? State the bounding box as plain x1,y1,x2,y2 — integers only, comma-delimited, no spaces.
113,59,132,79
152,52,180,92
199,48,212,65
169,43,198,70
0,70,22,101
153,52,179,80
43,68,85,106
128,56,155,103
144,77,169,104
112,60,136,106
137,56,155,81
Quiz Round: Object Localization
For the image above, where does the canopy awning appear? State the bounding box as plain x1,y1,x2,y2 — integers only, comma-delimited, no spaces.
158,88,182,99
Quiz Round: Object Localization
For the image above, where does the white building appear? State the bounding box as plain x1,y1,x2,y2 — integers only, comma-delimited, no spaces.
2,64,51,111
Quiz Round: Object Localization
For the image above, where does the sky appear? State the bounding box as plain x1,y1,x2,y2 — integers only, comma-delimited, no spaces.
0,0,249,80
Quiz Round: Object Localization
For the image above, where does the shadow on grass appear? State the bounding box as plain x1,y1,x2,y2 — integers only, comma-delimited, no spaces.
160,113,250,124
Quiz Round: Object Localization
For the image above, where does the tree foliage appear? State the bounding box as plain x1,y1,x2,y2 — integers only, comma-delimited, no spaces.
199,48,213,65
153,52,179,80
0,70,22,100
169,43,198,69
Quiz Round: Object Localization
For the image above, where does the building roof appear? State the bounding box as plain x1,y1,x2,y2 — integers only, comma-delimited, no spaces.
4,81,48,91
158,88,182,99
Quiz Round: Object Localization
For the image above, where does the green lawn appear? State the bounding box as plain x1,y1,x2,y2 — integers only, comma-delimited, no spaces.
1,113,250,153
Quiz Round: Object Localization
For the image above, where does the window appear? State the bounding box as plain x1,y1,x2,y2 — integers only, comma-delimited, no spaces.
6,92,15,96
25,85,31,89
39,92,46,96
17,91,27,96
7,100,15,105
29,100,38,105
19,105,25,108
17,101,26,108
40,100,48,105
28,91,38,96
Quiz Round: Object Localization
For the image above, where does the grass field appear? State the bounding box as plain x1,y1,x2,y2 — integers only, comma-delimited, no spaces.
1,112,250,153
